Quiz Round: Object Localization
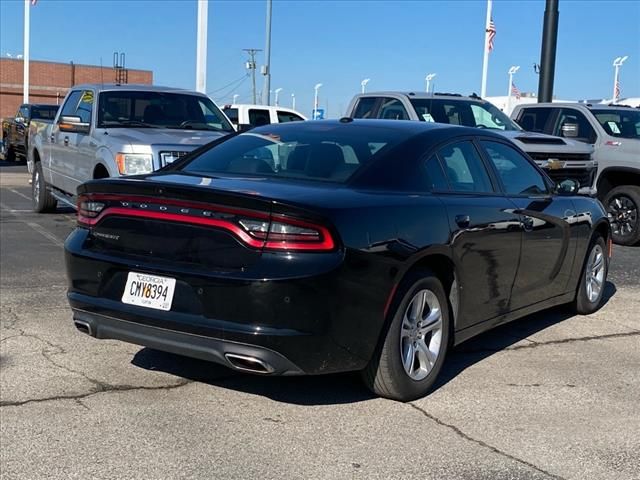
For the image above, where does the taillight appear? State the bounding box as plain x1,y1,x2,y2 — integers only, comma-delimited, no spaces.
76,194,336,252
239,215,335,251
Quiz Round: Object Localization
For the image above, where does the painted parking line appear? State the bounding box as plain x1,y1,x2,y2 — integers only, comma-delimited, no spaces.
0,202,65,248
6,188,32,202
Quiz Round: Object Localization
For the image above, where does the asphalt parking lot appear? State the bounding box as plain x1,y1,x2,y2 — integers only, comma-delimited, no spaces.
1,160,639,480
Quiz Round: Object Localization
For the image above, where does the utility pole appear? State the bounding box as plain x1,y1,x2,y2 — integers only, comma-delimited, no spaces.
537,0,559,103
262,0,273,106
291,93,295,110
244,48,261,104
23,0,30,103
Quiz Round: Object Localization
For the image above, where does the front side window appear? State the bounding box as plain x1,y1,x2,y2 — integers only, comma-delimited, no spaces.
438,141,494,193
554,109,596,143
481,141,548,196
223,107,239,124
248,109,271,126
377,98,409,120
59,91,82,119
76,90,94,124
352,97,377,119
277,111,304,123
31,105,58,120
592,109,640,139
411,99,521,131
19,106,29,119
181,125,409,184
97,91,234,132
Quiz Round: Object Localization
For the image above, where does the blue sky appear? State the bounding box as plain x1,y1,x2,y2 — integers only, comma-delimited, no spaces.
1,0,639,117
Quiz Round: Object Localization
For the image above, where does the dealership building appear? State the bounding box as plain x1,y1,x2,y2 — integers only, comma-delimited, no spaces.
0,58,153,118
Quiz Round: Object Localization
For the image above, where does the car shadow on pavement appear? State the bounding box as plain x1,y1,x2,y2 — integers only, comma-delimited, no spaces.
131,281,616,405
0,159,27,168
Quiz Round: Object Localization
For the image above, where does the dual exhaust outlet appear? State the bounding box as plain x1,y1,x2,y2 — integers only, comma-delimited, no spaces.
74,320,274,375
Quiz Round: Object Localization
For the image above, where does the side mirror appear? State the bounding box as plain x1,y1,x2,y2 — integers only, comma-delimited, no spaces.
561,123,579,138
237,123,254,133
15,116,25,124
556,179,580,195
58,115,90,134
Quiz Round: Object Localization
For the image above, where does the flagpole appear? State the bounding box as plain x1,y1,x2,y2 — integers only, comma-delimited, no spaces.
23,0,30,103
480,0,492,98
195,0,208,94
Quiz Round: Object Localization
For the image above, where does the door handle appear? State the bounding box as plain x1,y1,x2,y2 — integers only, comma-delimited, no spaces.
63,136,69,146
455,214,471,228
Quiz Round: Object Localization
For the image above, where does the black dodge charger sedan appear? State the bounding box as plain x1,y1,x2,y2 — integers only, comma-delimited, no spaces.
65,119,610,401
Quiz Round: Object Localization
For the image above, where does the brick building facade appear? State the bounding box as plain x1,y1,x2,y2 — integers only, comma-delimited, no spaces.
0,58,153,118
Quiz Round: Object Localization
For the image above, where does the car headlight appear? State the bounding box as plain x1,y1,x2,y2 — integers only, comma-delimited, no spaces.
115,153,153,175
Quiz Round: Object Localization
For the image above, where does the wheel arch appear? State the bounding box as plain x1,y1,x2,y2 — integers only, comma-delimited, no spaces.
93,163,110,179
597,167,640,199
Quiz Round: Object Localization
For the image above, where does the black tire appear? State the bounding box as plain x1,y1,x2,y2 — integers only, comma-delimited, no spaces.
603,185,640,246
362,271,451,401
573,235,608,315
5,146,16,162
32,162,57,213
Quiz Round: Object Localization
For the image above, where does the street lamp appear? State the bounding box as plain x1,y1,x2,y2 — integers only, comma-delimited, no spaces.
612,55,629,102
232,94,239,104
314,83,323,119
425,73,436,93
291,93,296,110
361,78,370,94
274,88,283,106
507,65,520,112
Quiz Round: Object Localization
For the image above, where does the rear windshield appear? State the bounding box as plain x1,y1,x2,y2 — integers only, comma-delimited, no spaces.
31,105,59,120
592,109,640,139
180,125,408,183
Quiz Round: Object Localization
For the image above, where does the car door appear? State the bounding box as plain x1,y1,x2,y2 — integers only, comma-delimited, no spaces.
14,106,29,155
50,90,82,191
433,139,522,328
552,108,597,144
248,108,271,127
66,89,96,195
479,139,577,308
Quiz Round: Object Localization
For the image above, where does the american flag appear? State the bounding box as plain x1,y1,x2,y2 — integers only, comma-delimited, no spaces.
511,82,521,100
487,18,496,52
614,80,621,100
31,0,37,5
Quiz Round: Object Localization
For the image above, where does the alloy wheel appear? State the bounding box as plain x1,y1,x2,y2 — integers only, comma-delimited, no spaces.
399,289,443,381
585,244,605,303
608,195,637,239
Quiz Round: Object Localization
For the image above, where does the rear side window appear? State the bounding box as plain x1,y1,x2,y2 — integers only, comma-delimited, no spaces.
277,111,304,123
481,141,548,196
181,125,408,184
438,141,493,193
424,155,449,191
248,109,271,126
223,108,239,124
377,98,409,120
352,97,377,119
516,107,554,133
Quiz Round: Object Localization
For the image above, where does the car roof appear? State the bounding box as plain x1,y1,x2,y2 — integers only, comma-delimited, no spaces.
514,102,637,111
247,118,505,142
356,91,486,101
70,84,207,96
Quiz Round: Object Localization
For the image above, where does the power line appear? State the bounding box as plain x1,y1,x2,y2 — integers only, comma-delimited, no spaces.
206,73,248,95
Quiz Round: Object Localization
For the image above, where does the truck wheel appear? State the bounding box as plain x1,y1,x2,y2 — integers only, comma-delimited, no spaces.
603,185,640,246
362,271,450,401
32,162,57,213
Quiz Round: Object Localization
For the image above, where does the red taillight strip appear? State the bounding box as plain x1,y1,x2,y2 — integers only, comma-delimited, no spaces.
79,193,270,220
265,214,335,251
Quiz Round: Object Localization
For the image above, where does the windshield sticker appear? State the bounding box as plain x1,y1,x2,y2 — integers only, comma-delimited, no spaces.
608,122,621,134
422,113,435,123
81,91,94,103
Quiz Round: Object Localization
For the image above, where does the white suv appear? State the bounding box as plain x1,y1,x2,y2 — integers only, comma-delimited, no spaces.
223,104,307,129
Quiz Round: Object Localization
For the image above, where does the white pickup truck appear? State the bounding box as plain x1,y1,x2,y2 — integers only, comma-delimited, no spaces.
222,104,306,130
28,84,234,212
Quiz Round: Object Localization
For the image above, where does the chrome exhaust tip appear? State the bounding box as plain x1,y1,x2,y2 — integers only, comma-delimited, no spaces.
74,320,93,336
224,353,274,374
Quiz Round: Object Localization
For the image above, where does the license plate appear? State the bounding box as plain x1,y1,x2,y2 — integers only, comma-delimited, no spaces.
122,272,176,311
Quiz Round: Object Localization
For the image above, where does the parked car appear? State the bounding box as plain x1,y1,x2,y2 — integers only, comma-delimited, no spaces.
222,104,306,130
512,103,640,245
28,84,235,212
65,119,610,401
1,103,59,161
346,92,597,194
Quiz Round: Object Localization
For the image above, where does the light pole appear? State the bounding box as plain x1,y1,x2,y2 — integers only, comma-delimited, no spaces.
507,65,520,112
612,56,628,102
425,73,436,93
314,83,322,119
232,94,239,104
274,88,283,106
361,78,370,93
291,93,296,110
